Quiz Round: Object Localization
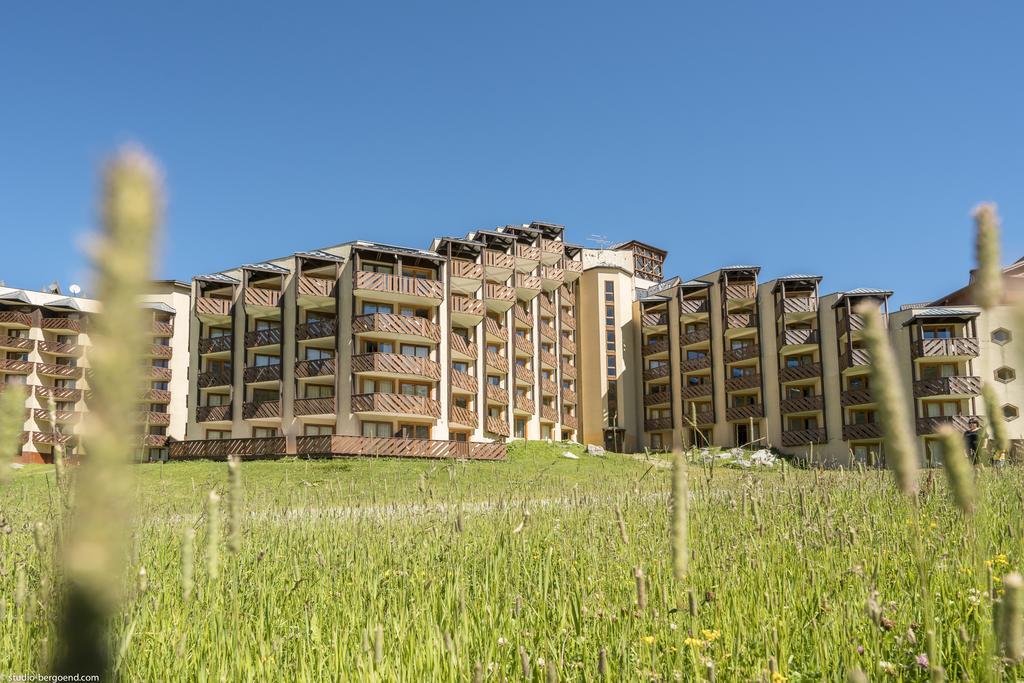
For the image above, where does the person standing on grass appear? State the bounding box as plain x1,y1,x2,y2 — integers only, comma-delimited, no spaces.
963,418,982,464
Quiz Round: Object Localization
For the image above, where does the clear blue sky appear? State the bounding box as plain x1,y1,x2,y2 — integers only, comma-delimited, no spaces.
2,2,1022,305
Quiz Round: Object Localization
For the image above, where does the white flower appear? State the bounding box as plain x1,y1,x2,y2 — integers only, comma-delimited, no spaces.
537,657,545,667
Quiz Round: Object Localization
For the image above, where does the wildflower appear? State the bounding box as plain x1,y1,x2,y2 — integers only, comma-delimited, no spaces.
701,629,721,642
536,657,545,667
914,653,928,669
878,661,897,675
497,637,508,646
771,673,787,683
669,622,678,631
684,637,706,648
641,636,655,645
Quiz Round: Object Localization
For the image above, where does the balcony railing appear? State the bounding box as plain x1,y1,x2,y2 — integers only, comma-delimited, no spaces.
485,283,516,305
514,395,535,414
724,283,755,300
449,333,475,359
778,362,822,383
644,390,671,407
515,273,541,295
515,364,534,385
779,395,824,414
195,296,232,317
0,359,33,374
561,313,577,331
35,386,81,402
351,353,441,381
36,363,83,379
451,368,478,393
559,284,576,305
243,364,282,383
780,297,817,315
298,275,336,298
681,355,711,373
515,243,541,262
244,327,283,348
839,349,870,369
540,350,557,368
725,403,764,421
196,405,232,422
642,313,669,328
778,329,819,347
293,397,336,416
353,270,443,301
840,388,874,407
483,250,515,272
170,435,506,461
912,375,981,398
916,415,979,436
725,374,760,391
514,335,533,356
485,415,510,437
540,239,564,260
560,361,577,380
40,318,82,333
562,387,577,404
561,260,583,278
538,296,554,315
513,304,533,327
541,378,558,395
242,400,281,420
0,311,32,327
244,288,281,308
842,422,882,441
645,416,673,432
561,412,578,429
33,408,78,423
451,259,484,281
485,317,508,342
32,431,78,447
723,344,758,363
781,428,827,446
198,335,233,354
686,408,716,426
351,393,441,418
540,267,564,286
726,313,758,330
642,338,670,357
295,358,337,378
486,384,509,404
679,298,709,315
296,319,337,341
681,328,711,346
911,337,979,359
449,405,478,428
142,388,172,403
561,337,577,355
644,364,670,382
353,313,441,343
486,351,509,373
148,366,173,381
0,336,35,352
197,368,232,387
681,383,712,399
452,296,485,320
539,325,557,343
140,411,171,426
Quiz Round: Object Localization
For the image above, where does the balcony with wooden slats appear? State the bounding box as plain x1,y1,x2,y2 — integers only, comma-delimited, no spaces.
911,337,979,359
35,385,81,402
32,431,77,447
513,303,533,328
151,320,175,336
562,387,577,404
353,313,441,344
644,390,671,407
198,335,233,355
485,415,510,437
679,298,709,315
840,388,874,407
724,283,756,301
294,357,336,379
541,378,558,395
842,422,882,441
724,374,760,392
451,367,478,393
297,275,336,302
486,384,509,405
641,338,670,358
196,404,232,422
561,259,582,282
483,250,515,281
642,312,669,330
561,336,577,355
353,270,443,305
514,363,534,386
244,287,282,310
725,403,764,421
561,412,578,429
352,353,440,381
40,318,82,333
147,366,173,381
778,361,822,383
513,334,533,357
538,295,554,316
484,283,516,314
540,238,564,265
514,394,535,415
514,273,541,301
560,312,577,331
686,408,716,426
293,397,336,417
645,416,673,432
514,243,541,270
780,296,818,315
539,350,557,369
0,311,33,328
540,405,558,422
243,364,282,384
560,361,577,379
540,266,564,292
296,319,337,341
449,405,478,429
197,368,232,388
242,400,281,420
779,395,825,414
0,335,34,352
244,327,282,349
36,362,83,380
449,333,476,361
912,375,981,398
451,296,485,326
450,259,484,293
485,317,508,344
777,328,819,348
486,351,509,373
681,355,711,373
143,434,169,448
916,415,978,436
195,296,232,321
839,348,870,370
781,428,827,446
681,383,712,399
351,392,441,419
722,344,759,363
644,364,670,382
559,287,577,310
726,312,758,331
33,408,78,424
143,388,172,403
539,324,557,343
140,411,172,427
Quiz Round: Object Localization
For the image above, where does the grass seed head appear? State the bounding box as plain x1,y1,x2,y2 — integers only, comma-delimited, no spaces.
981,383,1009,454
671,450,689,582
999,572,1024,662
971,202,1003,310
937,427,976,515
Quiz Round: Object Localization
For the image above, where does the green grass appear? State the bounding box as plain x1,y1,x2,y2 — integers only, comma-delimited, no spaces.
3,444,1023,680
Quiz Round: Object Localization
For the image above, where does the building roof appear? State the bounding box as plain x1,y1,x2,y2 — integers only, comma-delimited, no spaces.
349,240,447,262
770,274,822,292
194,273,240,284
830,288,893,308
295,249,345,263
900,306,981,326
610,240,667,257
242,262,291,274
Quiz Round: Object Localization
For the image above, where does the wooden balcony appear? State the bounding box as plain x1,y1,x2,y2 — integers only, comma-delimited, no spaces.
541,378,558,395
912,375,981,398
540,267,564,292
143,388,171,403
644,364,670,382
485,415,510,437
561,412,578,429
514,394,535,415
40,318,82,333
297,275,336,299
294,358,337,379
686,408,716,426
35,386,81,402
451,368,478,393
538,295,554,316
560,361,577,379
36,363,83,379
244,287,282,309
198,335,233,354
140,411,171,426
151,320,175,336
514,335,533,356
293,396,336,416
449,333,476,360
484,249,516,277
351,393,441,419
724,283,756,300
514,273,541,300
561,337,577,355
513,303,534,328
144,343,173,359
195,296,232,319
485,317,509,343
838,312,866,334
779,395,824,414
353,270,443,304
298,435,505,460
449,405,478,429
723,344,759,363
171,436,287,459
842,422,882,441
147,366,173,381
725,374,760,391
642,312,669,329
0,336,34,352
0,359,33,375
778,329,819,347
840,388,874,407
778,362,822,383
243,364,282,384
540,350,557,368
644,390,671,407
486,350,509,373
484,283,516,313
515,363,534,385
0,311,32,328
681,355,711,373
840,349,871,369
911,337,979,359
681,383,712,399
142,434,169,448
780,297,817,315
916,415,978,436
561,313,577,331
243,400,281,420
515,243,541,266
33,408,78,424
645,416,673,432
561,260,582,282
781,428,827,447
486,384,509,405
562,387,577,404
197,368,232,388
559,284,576,306
451,296,485,325
451,258,484,283
244,327,282,348
680,328,711,347
679,298,709,315
540,405,558,422
296,319,337,341
642,338,670,358
726,403,764,421
352,353,441,381
196,405,232,422
353,313,441,344
32,431,77,447
540,238,564,264
726,313,758,330
539,324,557,343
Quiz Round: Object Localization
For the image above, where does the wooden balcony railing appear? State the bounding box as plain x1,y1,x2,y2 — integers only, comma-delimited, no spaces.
514,335,533,356
778,329,819,347
449,405,478,428
562,387,577,404
539,325,557,343
353,270,444,301
681,383,712,399
778,362,822,383
644,364,670,382
540,405,558,422
561,260,583,278
686,408,716,426
679,298,709,315
840,388,874,407
294,358,337,379
486,384,509,404
644,390,671,407
839,349,870,369
681,355,711,373
485,283,516,304
725,403,764,421
642,313,669,328
842,422,882,441
911,337,979,359
32,431,77,447
197,368,232,388
561,337,577,355
0,336,35,352
560,361,577,380
142,434,169,448
723,344,759,363
541,378,558,395
298,275,335,298
642,338,670,357
779,395,825,414
485,416,510,437
451,368,478,393
540,350,558,368
912,375,981,398
244,288,281,308
244,327,282,348
142,388,172,403
561,313,577,331
780,297,817,315
351,393,441,418
725,374,760,391
147,366,173,381
726,313,758,330
196,405,232,422
33,408,78,423
0,311,32,327
724,283,756,300
451,296,485,320
0,359,33,374
296,319,337,341
40,318,82,333
293,396,336,416
561,412,578,429
449,333,475,359
451,259,484,280
243,364,282,384
36,363,83,379
559,284,576,305
680,328,711,346
838,312,866,333
145,343,173,359
35,386,81,402
353,313,441,343
485,317,508,342
540,267,564,286
486,351,509,373
483,250,515,272
514,395,535,414
781,428,827,447
515,364,534,385
515,243,541,262
645,416,673,432
540,239,564,259
198,335,233,354
171,436,287,459
352,353,441,381
140,411,171,426
515,273,541,294
513,304,534,327
195,296,232,317
538,296,554,315
242,400,281,420
297,435,505,461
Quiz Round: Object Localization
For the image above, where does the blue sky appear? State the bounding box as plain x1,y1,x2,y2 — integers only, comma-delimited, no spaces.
2,2,1022,305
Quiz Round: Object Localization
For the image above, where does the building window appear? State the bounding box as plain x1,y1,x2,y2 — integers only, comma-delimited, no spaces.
361,421,392,437
304,424,333,436
995,367,1016,384
451,431,468,442
1004,405,1019,421
992,328,1012,345
206,430,230,440
361,301,393,315
253,427,278,438
515,418,527,438
304,384,334,398
398,423,430,439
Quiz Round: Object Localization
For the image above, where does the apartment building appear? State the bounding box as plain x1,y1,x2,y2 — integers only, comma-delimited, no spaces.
174,222,581,460
0,281,191,463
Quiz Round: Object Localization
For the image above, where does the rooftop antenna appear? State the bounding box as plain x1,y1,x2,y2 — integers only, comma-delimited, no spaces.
588,234,611,249
69,284,82,296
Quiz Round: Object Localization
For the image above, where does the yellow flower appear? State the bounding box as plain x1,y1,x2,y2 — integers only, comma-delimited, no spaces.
641,636,655,645
961,567,974,576
995,554,1009,566
701,629,721,642
772,673,787,683
929,520,938,530
683,637,706,648
994,575,1003,585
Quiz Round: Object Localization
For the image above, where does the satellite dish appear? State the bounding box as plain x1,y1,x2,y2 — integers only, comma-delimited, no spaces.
69,284,82,296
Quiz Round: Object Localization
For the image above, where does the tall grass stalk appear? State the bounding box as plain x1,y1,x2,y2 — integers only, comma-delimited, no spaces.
971,203,1002,310
670,449,689,583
